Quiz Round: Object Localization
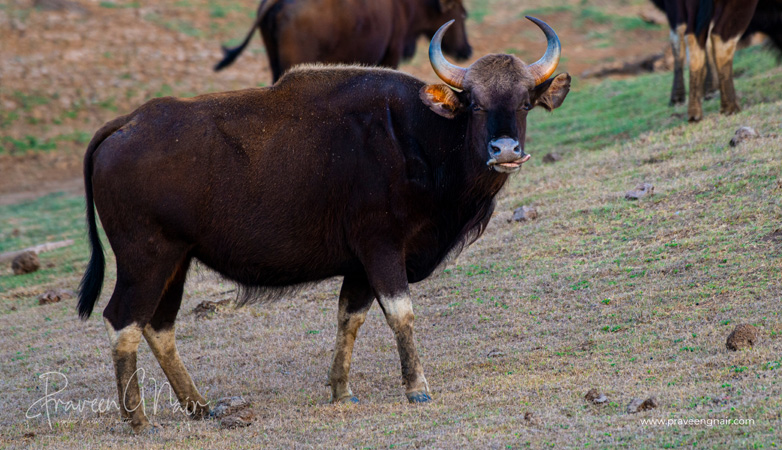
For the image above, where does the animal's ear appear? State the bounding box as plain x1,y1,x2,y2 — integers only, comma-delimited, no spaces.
420,84,464,119
531,73,571,111
438,0,457,12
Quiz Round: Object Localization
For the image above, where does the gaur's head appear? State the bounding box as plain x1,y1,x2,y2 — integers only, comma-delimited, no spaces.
426,0,472,60
420,17,571,173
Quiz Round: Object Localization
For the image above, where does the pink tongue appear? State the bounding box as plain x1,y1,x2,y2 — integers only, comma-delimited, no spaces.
520,154,531,163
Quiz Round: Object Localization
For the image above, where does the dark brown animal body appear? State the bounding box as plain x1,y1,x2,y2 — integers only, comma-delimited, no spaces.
214,0,472,82
650,0,782,121
80,18,570,433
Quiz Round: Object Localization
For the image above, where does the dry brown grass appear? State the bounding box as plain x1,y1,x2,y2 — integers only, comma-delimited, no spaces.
2,101,781,449
2,0,782,448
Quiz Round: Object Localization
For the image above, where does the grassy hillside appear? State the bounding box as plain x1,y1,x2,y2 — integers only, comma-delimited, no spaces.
1,48,781,449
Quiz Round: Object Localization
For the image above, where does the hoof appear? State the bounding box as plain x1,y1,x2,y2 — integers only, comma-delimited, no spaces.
332,395,360,404
189,405,210,420
131,421,159,435
406,391,432,403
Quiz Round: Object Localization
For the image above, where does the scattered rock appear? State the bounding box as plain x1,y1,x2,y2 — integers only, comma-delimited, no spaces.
12,251,40,275
38,289,73,305
34,0,90,15
579,339,595,352
213,396,254,429
510,205,537,222
523,411,540,425
542,152,562,164
712,395,729,406
625,182,654,200
584,388,608,405
627,396,658,414
726,324,758,351
761,229,782,243
211,396,251,418
220,408,255,429
487,349,505,358
192,299,231,319
729,126,759,147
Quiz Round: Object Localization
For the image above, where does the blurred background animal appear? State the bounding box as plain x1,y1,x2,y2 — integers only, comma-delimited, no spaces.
214,0,473,82
651,0,782,121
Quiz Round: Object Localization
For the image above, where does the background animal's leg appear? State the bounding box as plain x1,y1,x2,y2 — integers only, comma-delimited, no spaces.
329,274,374,403
359,247,430,403
686,32,707,122
379,45,402,69
711,33,741,114
142,257,209,419
704,33,720,99
670,24,687,105
709,0,757,115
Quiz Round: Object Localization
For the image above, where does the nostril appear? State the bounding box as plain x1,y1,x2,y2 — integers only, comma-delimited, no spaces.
513,145,521,154
490,145,501,156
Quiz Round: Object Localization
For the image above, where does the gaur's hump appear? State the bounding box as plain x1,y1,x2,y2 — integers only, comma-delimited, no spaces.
279,63,421,85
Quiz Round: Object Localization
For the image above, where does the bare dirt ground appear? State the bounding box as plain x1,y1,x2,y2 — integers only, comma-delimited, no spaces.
0,0,670,201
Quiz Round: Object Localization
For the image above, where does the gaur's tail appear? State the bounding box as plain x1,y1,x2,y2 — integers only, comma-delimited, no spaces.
77,116,130,320
214,0,276,71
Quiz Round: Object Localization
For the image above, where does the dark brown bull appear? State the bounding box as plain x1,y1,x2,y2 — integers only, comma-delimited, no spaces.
650,0,776,121
214,0,472,82
80,18,570,433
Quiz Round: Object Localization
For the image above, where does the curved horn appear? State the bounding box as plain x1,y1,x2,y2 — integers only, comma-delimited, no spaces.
429,20,468,89
525,16,561,86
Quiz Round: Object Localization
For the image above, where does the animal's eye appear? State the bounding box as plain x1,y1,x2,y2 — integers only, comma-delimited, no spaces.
520,102,532,111
471,104,483,112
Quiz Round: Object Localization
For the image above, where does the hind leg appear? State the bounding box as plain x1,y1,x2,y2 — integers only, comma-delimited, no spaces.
704,33,720,100
329,274,374,403
142,257,209,419
669,24,687,106
103,244,190,433
686,32,707,122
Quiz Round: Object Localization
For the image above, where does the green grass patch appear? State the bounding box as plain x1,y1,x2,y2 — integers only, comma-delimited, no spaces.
527,45,782,151
469,0,489,23
99,1,141,8
0,193,92,295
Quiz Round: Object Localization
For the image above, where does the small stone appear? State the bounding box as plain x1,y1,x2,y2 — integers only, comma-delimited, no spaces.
726,324,758,351
542,152,562,164
511,205,538,222
487,349,505,358
585,388,608,405
34,0,90,14
38,289,73,305
192,299,231,319
729,126,759,147
12,252,40,275
211,396,250,418
220,409,255,429
625,183,654,200
627,396,658,414
523,411,540,425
